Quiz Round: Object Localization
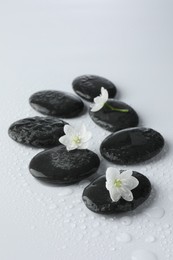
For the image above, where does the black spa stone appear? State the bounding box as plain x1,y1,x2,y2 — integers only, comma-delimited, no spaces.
29,90,84,118
100,127,164,165
89,100,139,132
72,75,117,102
8,116,68,148
82,171,151,214
29,146,100,184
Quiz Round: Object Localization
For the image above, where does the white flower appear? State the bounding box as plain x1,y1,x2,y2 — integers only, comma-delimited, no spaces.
91,87,108,112
105,168,139,202
59,124,92,151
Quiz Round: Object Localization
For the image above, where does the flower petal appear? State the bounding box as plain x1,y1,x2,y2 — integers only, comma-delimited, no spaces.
79,124,92,141
109,188,121,202
105,180,114,191
82,131,92,142
124,176,139,190
106,167,120,182
64,125,75,136
101,87,108,102
91,103,104,112
120,187,134,201
78,124,86,136
78,142,88,149
93,96,102,104
120,170,133,179
66,144,78,151
59,135,77,151
59,135,69,146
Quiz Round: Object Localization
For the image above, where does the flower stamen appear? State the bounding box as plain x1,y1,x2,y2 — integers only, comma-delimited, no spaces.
114,179,122,188
72,136,81,144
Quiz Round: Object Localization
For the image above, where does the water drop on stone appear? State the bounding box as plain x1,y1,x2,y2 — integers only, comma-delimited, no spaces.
116,233,132,243
131,250,158,260
147,207,165,219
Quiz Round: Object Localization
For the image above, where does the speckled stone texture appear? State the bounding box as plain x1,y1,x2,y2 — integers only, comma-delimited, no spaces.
89,100,139,132
8,116,68,148
100,127,164,164
29,145,100,184
29,90,84,118
82,171,151,214
72,75,117,102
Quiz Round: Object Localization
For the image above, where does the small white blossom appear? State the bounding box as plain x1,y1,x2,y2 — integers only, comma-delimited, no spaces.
91,87,108,112
105,168,139,202
59,124,92,151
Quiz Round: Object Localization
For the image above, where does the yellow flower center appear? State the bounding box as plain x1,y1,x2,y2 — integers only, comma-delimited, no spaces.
73,136,81,144
114,179,122,188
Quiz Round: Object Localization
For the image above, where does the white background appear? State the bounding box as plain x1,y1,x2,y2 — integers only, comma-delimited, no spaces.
0,0,173,259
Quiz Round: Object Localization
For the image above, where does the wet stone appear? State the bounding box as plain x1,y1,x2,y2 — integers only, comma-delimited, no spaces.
100,127,164,164
29,90,84,118
29,146,100,184
82,171,151,214
8,116,68,148
72,75,117,102
89,100,139,132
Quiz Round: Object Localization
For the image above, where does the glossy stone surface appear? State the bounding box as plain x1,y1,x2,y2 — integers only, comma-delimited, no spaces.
82,171,151,214
72,75,117,102
29,90,84,118
100,127,164,164
29,146,100,184
8,116,68,148
89,100,139,132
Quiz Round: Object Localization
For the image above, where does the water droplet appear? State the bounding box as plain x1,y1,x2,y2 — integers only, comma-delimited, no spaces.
49,204,57,210
165,230,171,235
164,223,170,229
80,225,87,230
93,222,100,228
131,250,158,260
147,207,165,219
92,230,101,237
58,188,73,196
116,233,132,243
70,223,76,229
64,218,70,223
145,236,156,243
120,216,132,226
30,225,36,230
22,182,28,187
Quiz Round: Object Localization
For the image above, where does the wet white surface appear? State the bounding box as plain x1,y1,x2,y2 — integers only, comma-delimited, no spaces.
0,0,173,259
